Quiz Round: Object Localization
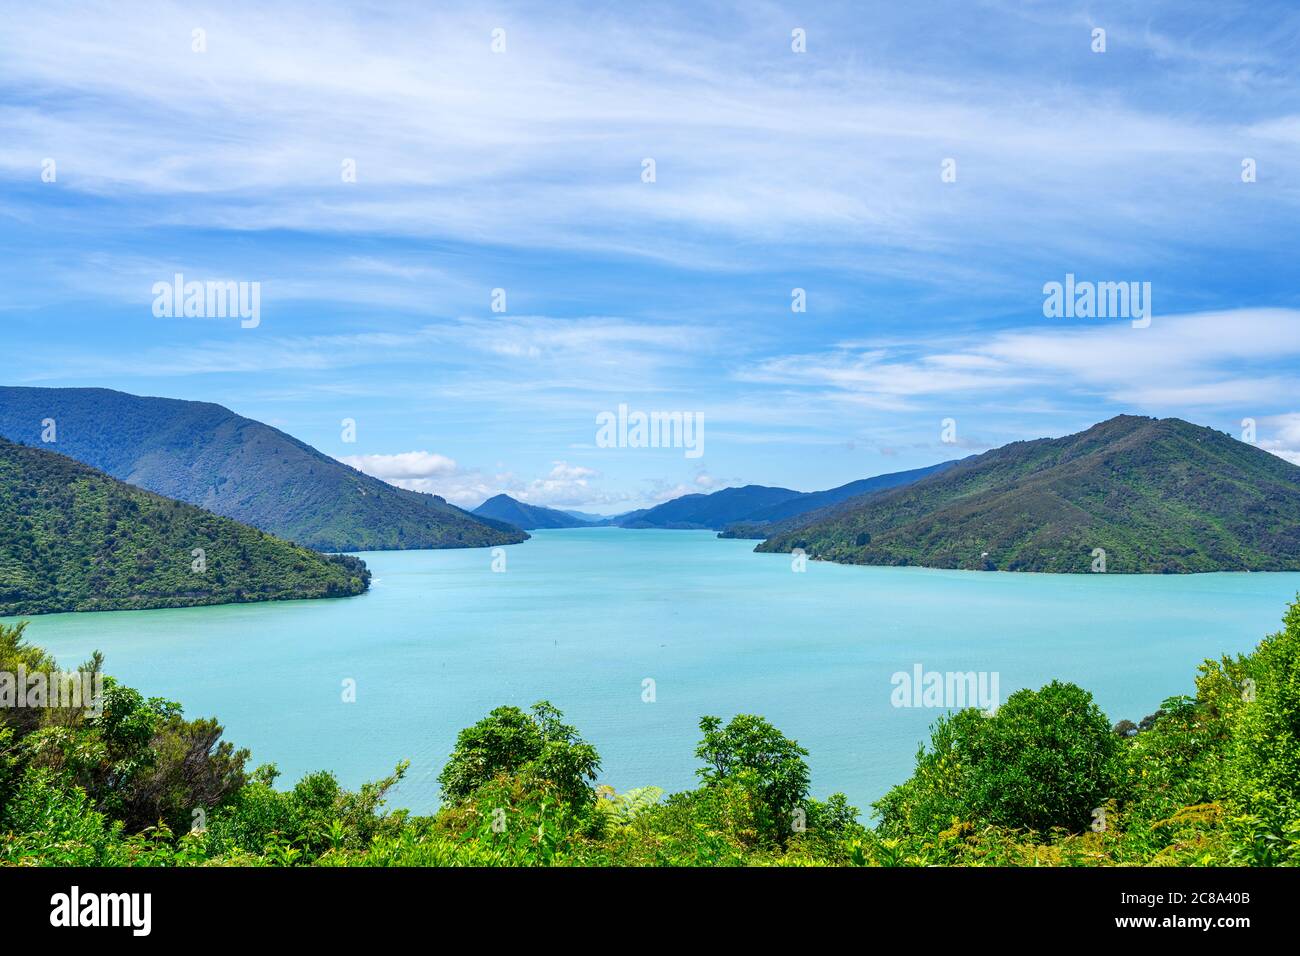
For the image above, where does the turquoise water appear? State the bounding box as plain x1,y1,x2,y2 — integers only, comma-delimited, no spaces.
7,528,1299,817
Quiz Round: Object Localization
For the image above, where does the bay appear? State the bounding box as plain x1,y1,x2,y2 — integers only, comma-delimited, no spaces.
8,528,1299,817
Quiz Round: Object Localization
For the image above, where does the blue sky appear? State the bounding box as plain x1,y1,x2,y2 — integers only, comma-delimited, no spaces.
1,0,1298,512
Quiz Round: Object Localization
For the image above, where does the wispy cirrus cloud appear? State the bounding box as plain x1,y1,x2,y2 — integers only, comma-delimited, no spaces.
2,0,1296,277
740,308,1300,414
17,313,714,388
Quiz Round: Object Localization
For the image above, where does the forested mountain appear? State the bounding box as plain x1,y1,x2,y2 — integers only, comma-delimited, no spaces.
0,387,525,552
560,509,608,523
624,463,957,532
0,438,370,616
757,416,1300,573
620,485,803,530
473,494,588,529
718,462,958,537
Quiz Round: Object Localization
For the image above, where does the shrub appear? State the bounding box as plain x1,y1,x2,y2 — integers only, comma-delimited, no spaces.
694,714,811,845
437,701,599,811
1218,598,1300,861
877,681,1120,836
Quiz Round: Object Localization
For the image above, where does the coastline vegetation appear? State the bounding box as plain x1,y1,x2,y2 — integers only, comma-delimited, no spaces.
2,597,1298,867
757,416,1300,573
0,437,370,616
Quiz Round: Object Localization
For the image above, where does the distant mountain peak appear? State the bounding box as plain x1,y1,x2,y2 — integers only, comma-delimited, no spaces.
472,493,588,530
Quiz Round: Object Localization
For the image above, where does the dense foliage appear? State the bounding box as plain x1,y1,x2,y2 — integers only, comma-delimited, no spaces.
0,437,370,615
0,387,527,552
758,415,1300,572
3,597,1300,866
875,681,1121,836
693,714,811,844
436,702,600,808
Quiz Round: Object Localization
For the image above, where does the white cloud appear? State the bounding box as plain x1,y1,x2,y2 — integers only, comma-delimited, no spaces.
337,451,617,509
648,483,697,503
18,313,711,397
737,308,1300,414
513,461,602,506
337,451,458,480
1259,412,1300,466
543,461,597,481
644,470,738,503
1,0,1292,274
336,450,496,506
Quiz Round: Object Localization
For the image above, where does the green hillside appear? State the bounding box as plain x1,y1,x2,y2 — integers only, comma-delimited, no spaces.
473,494,588,529
626,464,956,533
620,484,803,530
757,415,1300,573
0,387,526,552
717,462,959,537
0,437,370,616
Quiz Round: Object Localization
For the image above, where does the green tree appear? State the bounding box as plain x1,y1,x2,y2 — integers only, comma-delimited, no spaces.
694,714,811,844
877,681,1120,836
115,713,250,834
437,701,599,810
0,621,58,736
1219,598,1300,860
200,762,408,861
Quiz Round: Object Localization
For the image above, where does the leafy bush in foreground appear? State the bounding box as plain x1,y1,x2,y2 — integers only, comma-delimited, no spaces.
437,701,600,810
875,681,1121,837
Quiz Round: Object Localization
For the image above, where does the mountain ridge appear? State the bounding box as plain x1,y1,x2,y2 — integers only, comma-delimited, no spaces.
757,415,1300,573
473,494,589,529
619,484,802,530
0,386,526,553
623,462,959,532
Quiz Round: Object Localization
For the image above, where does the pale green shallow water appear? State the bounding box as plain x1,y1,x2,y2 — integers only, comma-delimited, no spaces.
7,528,1299,817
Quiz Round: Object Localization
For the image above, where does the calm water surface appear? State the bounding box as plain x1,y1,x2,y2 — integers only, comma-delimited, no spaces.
8,528,1299,816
